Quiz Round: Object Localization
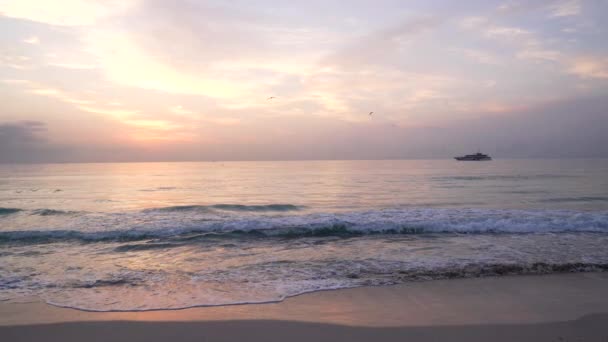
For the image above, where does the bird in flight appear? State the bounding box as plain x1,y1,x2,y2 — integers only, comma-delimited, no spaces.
369,111,374,116
267,96,276,100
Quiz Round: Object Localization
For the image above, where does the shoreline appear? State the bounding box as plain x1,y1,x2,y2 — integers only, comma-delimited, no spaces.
38,267,608,314
2,272,608,326
3,273,608,341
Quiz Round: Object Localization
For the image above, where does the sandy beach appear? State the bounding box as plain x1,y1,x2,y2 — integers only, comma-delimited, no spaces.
2,273,608,341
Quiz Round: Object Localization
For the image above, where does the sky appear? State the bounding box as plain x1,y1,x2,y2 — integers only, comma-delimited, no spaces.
0,0,607,162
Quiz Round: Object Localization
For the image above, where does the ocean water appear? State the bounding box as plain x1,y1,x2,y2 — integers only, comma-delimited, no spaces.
1,159,607,311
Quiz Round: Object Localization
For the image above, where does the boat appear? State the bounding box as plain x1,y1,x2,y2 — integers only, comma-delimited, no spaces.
454,152,492,161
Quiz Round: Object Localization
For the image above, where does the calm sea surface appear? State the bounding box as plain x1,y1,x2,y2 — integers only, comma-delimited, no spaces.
1,159,607,311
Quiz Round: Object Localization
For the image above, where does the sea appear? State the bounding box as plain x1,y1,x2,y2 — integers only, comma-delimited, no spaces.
1,159,607,311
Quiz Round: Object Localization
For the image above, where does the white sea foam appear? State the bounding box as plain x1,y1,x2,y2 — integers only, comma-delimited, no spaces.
0,208,606,243
2,227,608,311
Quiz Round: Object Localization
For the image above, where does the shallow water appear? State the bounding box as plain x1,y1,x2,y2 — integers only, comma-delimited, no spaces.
1,159,607,311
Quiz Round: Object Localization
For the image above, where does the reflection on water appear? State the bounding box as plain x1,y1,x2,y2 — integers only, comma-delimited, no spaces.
0,159,607,212
0,159,607,311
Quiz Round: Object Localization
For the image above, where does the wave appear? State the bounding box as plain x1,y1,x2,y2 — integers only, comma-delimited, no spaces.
0,203,302,218
540,196,608,203
501,190,549,194
0,226,372,244
139,187,178,192
433,174,576,181
0,230,161,244
213,204,302,211
145,203,303,213
0,208,80,216
43,261,608,312
31,209,78,216
353,262,608,283
70,278,141,289
1,209,607,244
143,205,212,213
0,207,22,215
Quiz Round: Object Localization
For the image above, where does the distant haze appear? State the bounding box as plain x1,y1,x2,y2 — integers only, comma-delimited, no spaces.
1,0,607,162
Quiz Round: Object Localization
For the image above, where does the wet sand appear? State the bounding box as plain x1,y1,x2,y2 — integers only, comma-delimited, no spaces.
2,273,608,341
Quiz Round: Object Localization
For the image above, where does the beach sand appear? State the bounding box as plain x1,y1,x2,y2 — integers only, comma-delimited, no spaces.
2,273,608,341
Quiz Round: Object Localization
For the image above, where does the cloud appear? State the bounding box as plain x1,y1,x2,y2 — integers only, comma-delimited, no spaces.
0,121,49,162
76,6,450,123
457,48,504,65
495,1,582,18
548,0,582,17
294,65,461,123
3,80,181,136
2,95,608,163
459,15,564,65
459,16,532,43
458,16,488,29
484,26,530,39
4,79,136,117
46,62,98,70
0,1,606,162
0,120,46,143
516,48,561,62
0,54,31,69
323,16,442,68
497,2,521,13
76,105,139,119
0,120,153,163
23,36,39,44
168,105,197,117
122,119,181,131
64,0,324,101
168,105,240,125
568,57,608,79
304,16,456,119
27,87,94,105
83,29,257,98
0,0,138,26
431,96,608,158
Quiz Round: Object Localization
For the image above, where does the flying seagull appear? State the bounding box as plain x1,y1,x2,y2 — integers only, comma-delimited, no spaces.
267,96,276,100
369,111,374,116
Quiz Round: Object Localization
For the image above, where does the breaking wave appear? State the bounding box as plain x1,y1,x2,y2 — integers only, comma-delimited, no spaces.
1,208,607,244
31,209,79,216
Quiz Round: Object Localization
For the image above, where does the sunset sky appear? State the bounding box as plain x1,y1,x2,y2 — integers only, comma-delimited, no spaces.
1,0,607,162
